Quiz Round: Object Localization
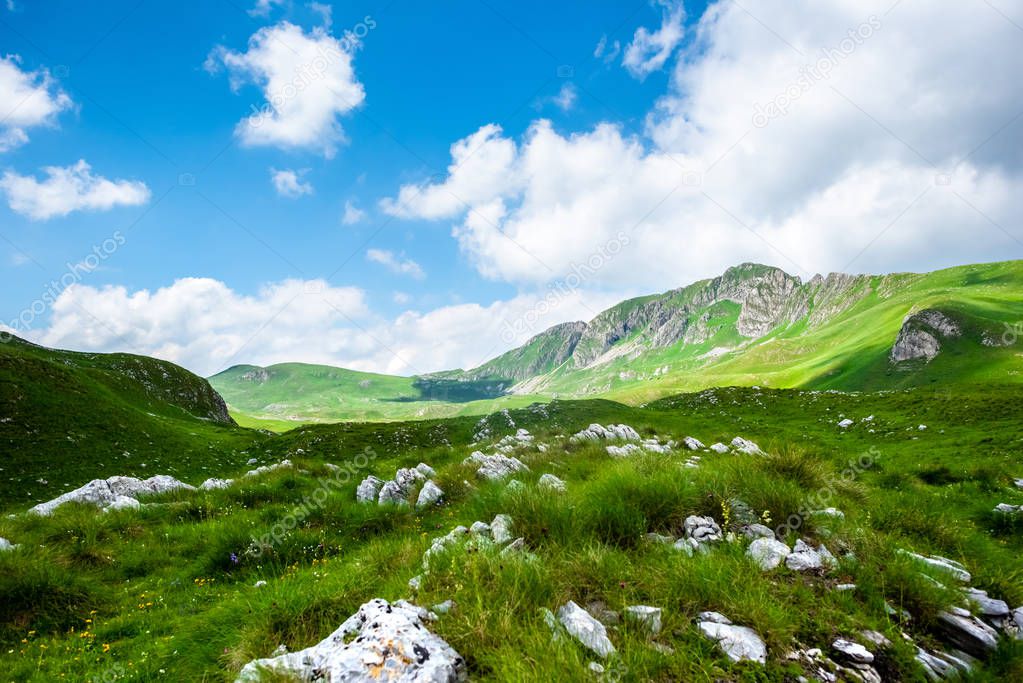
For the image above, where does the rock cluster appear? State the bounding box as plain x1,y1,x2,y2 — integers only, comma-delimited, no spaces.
410,515,523,590
28,474,196,516
571,423,641,442
235,599,467,682
357,463,443,510
462,452,529,481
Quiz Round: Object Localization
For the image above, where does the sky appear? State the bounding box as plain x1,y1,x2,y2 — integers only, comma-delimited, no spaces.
0,0,1021,377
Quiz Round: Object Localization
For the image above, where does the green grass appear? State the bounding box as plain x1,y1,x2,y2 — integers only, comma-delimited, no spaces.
1,384,1022,680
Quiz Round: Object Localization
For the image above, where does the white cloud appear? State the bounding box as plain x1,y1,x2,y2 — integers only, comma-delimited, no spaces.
308,1,332,29
392,291,410,305
248,0,285,17
19,276,622,376
366,248,425,279
270,167,313,198
0,55,73,152
623,0,686,79
384,0,1023,292
341,199,365,225
552,83,577,111
0,160,150,221
207,21,365,157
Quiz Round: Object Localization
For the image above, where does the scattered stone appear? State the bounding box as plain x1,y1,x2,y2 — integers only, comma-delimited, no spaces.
253,580,267,588
838,419,854,428
730,437,763,455
993,503,1022,514
500,538,526,556
556,601,617,658
966,588,1010,619
538,473,567,493
684,515,723,545
835,584,857,592
469,521,491,539
246,457,258,465
244,460,293,478
696,612,767,664
415,480,444,510
433,600,454,615
624,605,662,635
415,462,437,478
673,538,696,556
1014,478,1023,489
741,523,776,540
832,639,874,665
914,646,974,680
0,537,17,551
201,477,234,491
587,662,604,675
709,443,730,453
29,474,195,516
356,476,384,503
378,480,410,506
462,452,529,481
748,537,791,571
683,436,705,450
785,539,826,572
235,598,467,682
571,423,641,442
899,551,972,583
490,514,514,544
605,444,643,458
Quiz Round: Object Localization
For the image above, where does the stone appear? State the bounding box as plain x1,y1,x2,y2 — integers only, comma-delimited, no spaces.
462,452,529,481
697,614,767,664
199,478,233,490
556,601,616,658
415,463,437,478
709,443,729,453
356,476,384,503
571,423,641,442
538,473,567,492
730,437,763,455
890,309,960,363
741,523,776,540
936,610,1000,657
838,419,854,428
235,599,467,682
747,538,791,570
28,474,195,516
415,481,444,510
243,459,293,478
994,503,1021,514
408,575,423,591
624,605,662,635
0,537,17,551
500,538,526,556
965,588,1010,618
811,508,845,519
377,480,409,506
254,580,267,588
835,584,857,592
469,521,491,539
605,444,643,458
683,436,705,450
786,539,824,572
490,514,514,544
832,639,874,665
899,551,972,582
673,538,696,556
684,515,723,544
433,600,454,615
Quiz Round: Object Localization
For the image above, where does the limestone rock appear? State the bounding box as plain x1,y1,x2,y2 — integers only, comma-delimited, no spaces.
415,481,444,510
730,437,763,455
684,515,723,545
696,613,767,664
356,476,384,503
748,537,791,571
538,473,567,493
199,478,233,490
624,605,662,635
29,474,195,516
556,601,616,658
462,452,529,481
490,514,514,545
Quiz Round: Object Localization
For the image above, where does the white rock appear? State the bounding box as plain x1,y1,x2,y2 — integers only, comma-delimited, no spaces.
415,481,444,510
571,423,640,442
899,551,972,582
838,419,854,428
785,539,824,572
936,610,999,657
709,443,730,453
491,514,514,544
556,601,617,658
28,474,195,516
730,437,763,455
199,478,233,490
469,521,491,539
747,538,790,571
683,436,705,450
235,599,467,682
832,638,874,664
538,473,566,493
918,424,927,431
462,452,529,481
356,476,384,503
811,507,845,519
254,580,267,588
0,537,17,551
415,463,437,478
994,503,1022,514
377,480,409,506
741,523,775,540
243,460,293,478
605,444,642,458
966,588,1010,618
697,615,767,664
684,515,723,544
624,605,662,635
673,538,696,556
433,600,454,615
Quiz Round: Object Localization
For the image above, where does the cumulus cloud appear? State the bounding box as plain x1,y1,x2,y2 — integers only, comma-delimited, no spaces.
622,0,686,79
248,0,285,17
0,55,73,152
0,160,150,220
341,199,366,225
270,167,313,197
366,248,425,279
20,277,621,376
384,0,1023,291
206,21,365,157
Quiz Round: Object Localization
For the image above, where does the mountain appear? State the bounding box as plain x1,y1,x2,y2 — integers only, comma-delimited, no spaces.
0,334,259,504
208,260,1023,426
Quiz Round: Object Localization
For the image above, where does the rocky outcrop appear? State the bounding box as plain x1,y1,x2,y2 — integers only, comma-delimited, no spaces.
235,599,467,682
890,309,961,363
462,452,529,481
29,474,195,516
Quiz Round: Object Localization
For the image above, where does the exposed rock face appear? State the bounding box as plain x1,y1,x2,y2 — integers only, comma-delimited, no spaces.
937,607,1000,657
235,599,467,682
29,474,195,515
890,309,961,363
571,423,641,442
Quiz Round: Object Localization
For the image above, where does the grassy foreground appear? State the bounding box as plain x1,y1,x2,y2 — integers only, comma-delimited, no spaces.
1,385,1022,681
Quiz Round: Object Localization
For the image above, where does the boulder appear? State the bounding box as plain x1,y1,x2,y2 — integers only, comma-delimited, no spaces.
785,539,824,572
538,473,567,492
469,521,492,539
415,481,444,510
683,436,705,450
356,476,384,503
709,443,729,453
696,612,767,664
0,537,17,551
730,437,763,455
684,515,723,545
890,309,960,363
415,463,437,478
624,605,662,635
748,538,791,571
832,639,874,665
936,608,1000,657
556,601,616,658
965,588,1010,619
741,523,776,540
490,514,514,544
199,478,233,490
235,599,467,682
838,419,854,428
571,424,640,442
28,474,195,515
378,480,409,506
462,452,529,481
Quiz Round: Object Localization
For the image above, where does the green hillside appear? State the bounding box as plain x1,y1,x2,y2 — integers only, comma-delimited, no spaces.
0,335,262,505
209,260,1023,427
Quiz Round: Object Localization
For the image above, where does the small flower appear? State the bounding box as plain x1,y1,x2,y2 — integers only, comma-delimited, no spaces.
230,552,239,564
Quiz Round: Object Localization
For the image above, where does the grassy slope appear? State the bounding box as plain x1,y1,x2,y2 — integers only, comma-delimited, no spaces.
1,386,1022,680
0,336,265,505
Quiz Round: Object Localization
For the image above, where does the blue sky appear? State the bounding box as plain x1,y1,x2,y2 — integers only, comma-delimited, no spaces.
1,0,1020,375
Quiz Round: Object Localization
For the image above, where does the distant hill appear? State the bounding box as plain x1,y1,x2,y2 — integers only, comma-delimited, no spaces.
209,260,1023,426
